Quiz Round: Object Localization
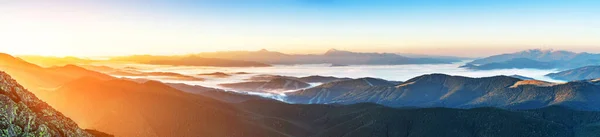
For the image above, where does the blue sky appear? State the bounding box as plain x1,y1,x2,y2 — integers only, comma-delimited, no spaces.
1,0,599,57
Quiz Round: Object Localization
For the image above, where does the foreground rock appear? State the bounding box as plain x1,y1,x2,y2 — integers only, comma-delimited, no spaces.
0,71,94,137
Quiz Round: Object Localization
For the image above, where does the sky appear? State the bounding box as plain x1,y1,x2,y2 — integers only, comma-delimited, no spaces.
1,0,599,57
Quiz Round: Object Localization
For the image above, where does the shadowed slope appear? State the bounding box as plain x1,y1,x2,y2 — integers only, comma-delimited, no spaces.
286,77,396,104
297,75,353,83
238,99,600,137
165,83,267,103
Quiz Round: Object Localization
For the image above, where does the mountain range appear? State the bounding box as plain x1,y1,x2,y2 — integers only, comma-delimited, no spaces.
113,49,461,67
462,49,600,70
111,55,272,67
546,66,600,81
286,74,600,110
461,58,557,70
4,70,600,137
5,52,600,136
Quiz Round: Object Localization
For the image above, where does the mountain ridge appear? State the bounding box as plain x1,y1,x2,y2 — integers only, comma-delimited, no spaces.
187,49,461,65
546,65,600,81
286,73,600,110
219,77,312,93
45,75,600,137
465,49,600,70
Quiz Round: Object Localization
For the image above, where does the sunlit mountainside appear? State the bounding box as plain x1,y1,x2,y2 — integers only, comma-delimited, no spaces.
0,71,105,137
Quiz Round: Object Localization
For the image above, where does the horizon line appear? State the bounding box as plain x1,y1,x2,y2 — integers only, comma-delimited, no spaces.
7,47,596,59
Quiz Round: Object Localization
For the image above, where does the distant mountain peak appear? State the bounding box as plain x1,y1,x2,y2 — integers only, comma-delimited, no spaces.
526,48,553,53
324,48,354,55
521,49,576,55
258,49,269,52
